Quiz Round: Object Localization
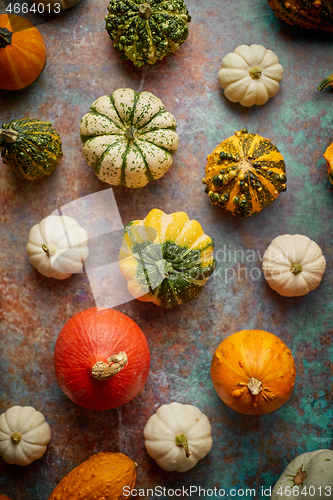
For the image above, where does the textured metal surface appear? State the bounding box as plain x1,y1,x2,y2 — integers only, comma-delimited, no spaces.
0,0,332,498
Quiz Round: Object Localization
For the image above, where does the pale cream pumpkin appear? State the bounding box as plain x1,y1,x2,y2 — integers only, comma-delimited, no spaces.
0,406,51,466
262,234,326,297
218,44,284,107
80,88,179,188
271,449,333,499
143,402,213,472
26,215,89,280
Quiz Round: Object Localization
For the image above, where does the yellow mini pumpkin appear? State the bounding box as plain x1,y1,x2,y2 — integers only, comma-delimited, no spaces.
203,129,287,218
118,209,216,308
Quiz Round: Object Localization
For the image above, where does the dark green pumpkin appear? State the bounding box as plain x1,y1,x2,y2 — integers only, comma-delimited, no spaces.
105,0,191,68
0,118,63,180
267,0,333,32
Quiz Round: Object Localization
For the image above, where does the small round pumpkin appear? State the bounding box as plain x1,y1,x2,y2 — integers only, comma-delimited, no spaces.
210,330,296,415
118,208,216,309
323,142,333,185
203,129,287,218
105,0,191,67
262,234,326,297
271,449,333,499
0,14,46,91
0,406,51,466
218,44,284,107
143,402,213,472
0,118,63,180
48,452,137,500
267,0,333,33
26,215,89,280
80,88,179,188
54,307,151,411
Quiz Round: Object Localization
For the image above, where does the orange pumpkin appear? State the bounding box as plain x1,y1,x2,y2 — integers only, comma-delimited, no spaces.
48,452,137,500
210,330,296,415
0,14,47,90
0,495,12,500
323,142,333,185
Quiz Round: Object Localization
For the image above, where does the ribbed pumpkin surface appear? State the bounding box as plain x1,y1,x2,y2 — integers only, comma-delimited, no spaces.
211,330,296,415
0,118,63,180
48,452,137,500
105,0,191,67
267,0,333,32
80,88,179,188
0,14,46,90
119,208,216,308
203,129,286,218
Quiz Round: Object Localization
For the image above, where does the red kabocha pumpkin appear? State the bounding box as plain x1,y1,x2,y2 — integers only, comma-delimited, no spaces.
0,14,47,90
54,307,150,411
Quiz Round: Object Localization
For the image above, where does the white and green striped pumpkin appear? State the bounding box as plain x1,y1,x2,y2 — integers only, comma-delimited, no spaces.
80,88,179,189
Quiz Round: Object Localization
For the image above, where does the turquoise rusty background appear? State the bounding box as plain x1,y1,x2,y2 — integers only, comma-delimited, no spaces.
0,0,332,498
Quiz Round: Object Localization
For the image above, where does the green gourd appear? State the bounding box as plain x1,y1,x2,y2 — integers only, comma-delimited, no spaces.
0,118,63,180
105,0,191,68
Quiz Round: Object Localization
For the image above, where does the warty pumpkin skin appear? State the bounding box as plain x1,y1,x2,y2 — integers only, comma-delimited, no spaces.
0,14,47,90
203,129,287,218
105,0,191,67
0,119,63,180
118,208,216,309
47,452,137,500
210,330,296,415
54,307,150,411
80,88,179,188
267,0,333,32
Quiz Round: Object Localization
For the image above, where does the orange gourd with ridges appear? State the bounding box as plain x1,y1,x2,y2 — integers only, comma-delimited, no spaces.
210,330,296,415
0,14,46,90
48,452,137,500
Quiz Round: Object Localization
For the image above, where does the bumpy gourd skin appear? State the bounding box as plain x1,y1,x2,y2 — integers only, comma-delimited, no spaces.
105,0,191,67
0,119,63,180
267,0,333,32
203,129,287,218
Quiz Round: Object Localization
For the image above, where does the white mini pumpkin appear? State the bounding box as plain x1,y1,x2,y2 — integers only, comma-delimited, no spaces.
143,402,213,472
271,449,333,499
218,44,284,107
262,234,326,297
26,215,89,280
0,406,51,466
80,88,179,189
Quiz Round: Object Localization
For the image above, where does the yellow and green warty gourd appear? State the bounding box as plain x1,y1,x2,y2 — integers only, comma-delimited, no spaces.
80,88,179,189
203,129,287,218
118,209,216,308
0,118,63,180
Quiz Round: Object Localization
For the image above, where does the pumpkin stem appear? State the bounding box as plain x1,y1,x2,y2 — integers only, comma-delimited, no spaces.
293,467,307,485
124,127,139,141
41,243,57,257
249,67,262,79
139,3,153,19
175,433,191,458
0,27,13,48
247,377,263,395
0,128,18,144
10,432,22,445
290,263,302,274
317,74,333,91
92,351,128,380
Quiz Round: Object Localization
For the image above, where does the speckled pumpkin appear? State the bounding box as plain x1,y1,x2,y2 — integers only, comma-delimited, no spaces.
0,119,63,180
118,209,216,308
267,0,333,32
203,129,287,218
80,88,179,188
47,452,137,500
105,0,191,67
